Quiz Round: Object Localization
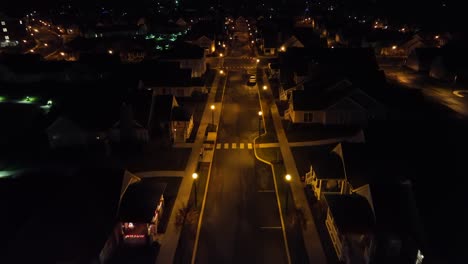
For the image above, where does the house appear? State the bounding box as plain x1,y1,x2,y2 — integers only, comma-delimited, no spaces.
118,178,166,246
3,168,124,264
109,89,153,144
353,182,425,264
278,47,385,96
406,48,444,72
323,193,376,264
185,35,215,55
160,42,206,77
261,30,279,55
304,144,348,200
46,84,149,150
184,21,217,54
285,79,385,125
279,27,322,51
152,95,193,143
429,49,468,84
0,13,29,48
139,66,206,97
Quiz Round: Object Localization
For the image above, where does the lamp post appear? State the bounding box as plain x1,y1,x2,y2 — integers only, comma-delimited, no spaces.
263,85,267,90
192,173,198,208
258,111,263,136
285,174,292,213
210,104,215,126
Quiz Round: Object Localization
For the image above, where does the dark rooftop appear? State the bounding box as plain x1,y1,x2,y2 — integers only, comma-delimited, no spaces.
119,178,167,223
2,167,123,263
324,194,375,234
310,148,345,180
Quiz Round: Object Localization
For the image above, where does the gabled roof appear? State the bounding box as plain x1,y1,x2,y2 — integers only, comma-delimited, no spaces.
119,179,167,223
325,194,375,234
172,106,192,121
310,145,345,180
153,94,177,123
4,168,124,262
355,182,423,243
291,79,355,111
160,42,205,60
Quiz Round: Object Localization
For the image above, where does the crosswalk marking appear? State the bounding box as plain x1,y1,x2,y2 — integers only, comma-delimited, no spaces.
215,143,255,150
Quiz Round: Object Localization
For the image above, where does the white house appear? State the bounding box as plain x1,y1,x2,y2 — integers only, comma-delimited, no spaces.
324,194,376,264
305,144,349,200
285,80,385,125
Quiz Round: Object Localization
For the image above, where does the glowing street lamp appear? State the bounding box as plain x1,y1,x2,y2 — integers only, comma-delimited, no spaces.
219,53,223,57
256,59,260,63
285,174,292,212
108,49,113,54
192,173,199,208
392,45,397,50
263,85,267,90
210,104,215,125
258,111,263,135
280,46,286,52
219,69,224,75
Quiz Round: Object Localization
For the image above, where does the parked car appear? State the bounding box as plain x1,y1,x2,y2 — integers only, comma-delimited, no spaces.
247,75,256,86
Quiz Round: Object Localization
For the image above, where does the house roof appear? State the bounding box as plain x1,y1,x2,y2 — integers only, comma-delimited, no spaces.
153,94,177,122
3,168,123,263
291,79,355,111
324,194,375,234
118,178,167,223
366,182,423,240
290,27,321,48
160,42,205,60
340,142,374,188
310,148,345,180
172,106,192,121
141,67,192,87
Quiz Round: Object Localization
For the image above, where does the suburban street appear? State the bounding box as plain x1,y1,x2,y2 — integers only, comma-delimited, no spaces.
381,64,468,118
194,26,288,264
28,23,62,59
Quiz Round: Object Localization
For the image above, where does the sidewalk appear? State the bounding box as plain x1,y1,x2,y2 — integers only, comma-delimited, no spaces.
270,104,328,263
156,72,222,264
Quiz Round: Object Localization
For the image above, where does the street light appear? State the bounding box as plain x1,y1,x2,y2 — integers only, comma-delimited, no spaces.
192,173,198,208
108,49,113,54
263,85,267,90
210,104,215,125
219,69,224,75
256,59,260,63
285,174,292,212
258,111,263,136
219,53,223,57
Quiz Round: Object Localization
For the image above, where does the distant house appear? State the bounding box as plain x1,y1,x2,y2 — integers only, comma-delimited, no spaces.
185,35,215,55
3,168,124,264
160,42,206,77
139,67,206,97
429,50,468,84
109,90,153,143
46,88,151,150
406,48,444,72
323,194,376,264
152,95,193,143
261,30,279,56
280,28,322,50
118,178,166,246
285,80,385,125
305,144,348,200
353,182,425,264
175,18,188,28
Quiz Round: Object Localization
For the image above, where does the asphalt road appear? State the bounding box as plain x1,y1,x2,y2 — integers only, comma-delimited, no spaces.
29,25,62,59
194,34,288,264
382,65,468,119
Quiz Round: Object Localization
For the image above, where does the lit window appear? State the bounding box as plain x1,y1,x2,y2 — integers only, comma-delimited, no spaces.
0,21,5,25
2,28,7,32
5,36,9,40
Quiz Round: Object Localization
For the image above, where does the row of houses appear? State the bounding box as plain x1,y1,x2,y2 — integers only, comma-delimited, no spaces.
301,143,424,264
271,47,386,126
3,167,169,263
